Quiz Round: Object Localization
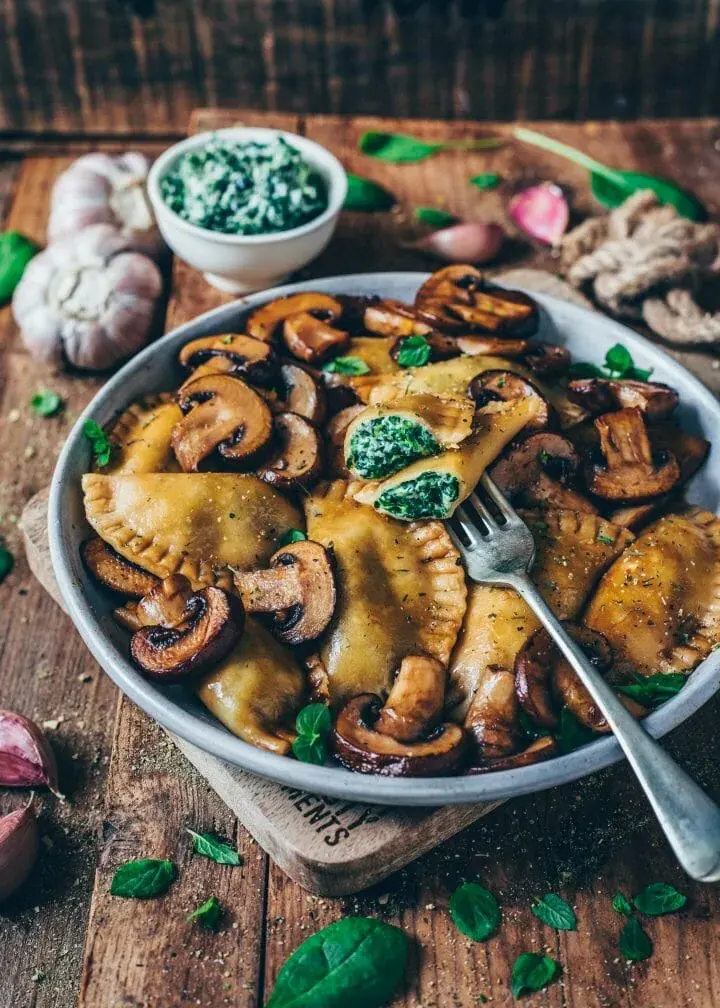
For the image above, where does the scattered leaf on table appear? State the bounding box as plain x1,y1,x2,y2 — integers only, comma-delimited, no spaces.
0,231,38,304
450,882,501,942
511,952,560,998
612,892,633,916
619,916,653,961
186,828,241,866
414,207,456,228
188,896,223,930
359,131,502,163
343,174,395,212
30,389,62,417
470,173,501,190
633,882,687,916
110,858,177,899
531,893,577,930
0,547,13,583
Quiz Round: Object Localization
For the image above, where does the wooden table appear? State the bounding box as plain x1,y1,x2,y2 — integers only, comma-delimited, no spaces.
2,113,720,1008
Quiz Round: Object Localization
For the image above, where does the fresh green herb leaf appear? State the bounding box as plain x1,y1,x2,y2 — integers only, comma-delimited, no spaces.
629,366,653,382
531,893,577,931
555,708,596,754
83,419,113,467
450,882,501,942
470,173,501,190
567,361,605,379
0,231,38,304
265,916,408,1008
596,533,615,545
510,952,560,998
414,207,456,228
567,343,652,385
323,356,371,376
359,131,502,164
277,528,307,547
612,892,633,917
220,334,235,344
188,896,223,929
633,882,687,916
396,334,431,368
187,829,241,866
619,916,653,962
616,672,686,707
517,710,552,741
292,703,332,766
0,547,13,583
514,128,703,220
110,858,176,899
30,389,62,417
344,174,395,212
604,343,633,377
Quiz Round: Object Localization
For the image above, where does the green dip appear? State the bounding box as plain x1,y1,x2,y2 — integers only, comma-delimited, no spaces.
161,136,328,235
347,416,441,479
375,471,460,520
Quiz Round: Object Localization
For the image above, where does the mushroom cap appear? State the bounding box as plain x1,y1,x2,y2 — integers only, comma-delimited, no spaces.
135,574,195,628
246,292,343,343
521,342,570,379
465,736,558,774
469,370,554,430
259,539,336,646
81,537,159,598
178,333,278,388
282,311,350,364
586,408,681,501
568,377,679,421
415,265,539,338
490,432,596,512
258,412,324,492
276,362,326,425
363,298,434,339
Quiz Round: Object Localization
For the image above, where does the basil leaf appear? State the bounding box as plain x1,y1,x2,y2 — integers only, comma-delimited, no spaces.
604,343,633,377
0,231,38,304
619,916,653,961
531,893,576,931
414,207,456,228
633,882,687,916
188,896,222,930
30,389,62,417
292,704,332,766
83,419,113,467
396,334,431,368
555,708,596,754
470,173,501,190
187,828,241,866
291,735,327,765
510,952,560,998
616,672,686,706
567,361,605,379
450,882,501,942
265,916,408,1008
612,892,633,917
344,174,395,212
323,356,371,376
277,528,307,547
359,131,502,164
110,858,176,899
591,170,702,220
0,547,14,583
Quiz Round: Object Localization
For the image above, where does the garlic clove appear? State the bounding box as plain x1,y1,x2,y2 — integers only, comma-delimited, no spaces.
0,710,59,793
0,803,39,902
509,183,569,245
414,221,505,263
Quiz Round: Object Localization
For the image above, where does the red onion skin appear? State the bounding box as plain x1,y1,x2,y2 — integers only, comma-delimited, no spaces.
0,710,59,792
0,805,39,902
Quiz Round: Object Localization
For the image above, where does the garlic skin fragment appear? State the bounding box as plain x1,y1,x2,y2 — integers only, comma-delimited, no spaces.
48,152,163,257
0,709,59,792
13,224,163,371
0,804,39,902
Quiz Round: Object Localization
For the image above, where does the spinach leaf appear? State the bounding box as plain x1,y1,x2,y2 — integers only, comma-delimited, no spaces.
0,231,37,304
612,892,633,917
555,708,596,754
187,828,241,866
414,207,456,228
616,673,686,707
0,547,13,583
510,953,560,998
359,131,502,164
110,858,176,899
470,173,501,190
633,882,687,916
292,703,332,766
264,917,408,1008
396,334,431,368
619,916,653,961
277,528,307,548
83,419,113,467
531,893,576,931
323,356,371,376
344,174,395,212
30,389,63,417
450,882,501,941
188,896,223,930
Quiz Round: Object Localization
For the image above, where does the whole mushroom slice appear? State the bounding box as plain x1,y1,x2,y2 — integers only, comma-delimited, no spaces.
363,299,435,339
389,330,460,363
282,312,350,365
490,432,597,512
246,292,343,343
568,377,679,421
456,335,531,357
374,655,446,743
257,412,324,492
275,362,326,425
415,265,540,338
585,407,681,501
332,694,468,777
521,343,571,379
466,736,558,774
172,374,273,471
178,334,278,388
514,627,560,729
82,537,159,597
468,370,555,430
233,539,336,646
463,665,520,759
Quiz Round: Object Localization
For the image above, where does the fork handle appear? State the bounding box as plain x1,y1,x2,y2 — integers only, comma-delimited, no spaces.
513,573,720,882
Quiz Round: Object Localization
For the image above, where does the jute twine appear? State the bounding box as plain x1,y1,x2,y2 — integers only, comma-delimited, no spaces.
559,190,720,346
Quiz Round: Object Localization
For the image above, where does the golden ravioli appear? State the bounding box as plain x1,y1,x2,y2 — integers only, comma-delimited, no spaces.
304,480,467,706
584,508,720,676
198,618,305,754
82,473,303,591
99,395,182,475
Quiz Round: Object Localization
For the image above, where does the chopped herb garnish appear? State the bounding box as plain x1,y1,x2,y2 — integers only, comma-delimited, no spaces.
322,356,371,376
30,389,62,417
83,419,113,467
555,707,596,754
396,334,431,368
110,858,177,899
596,532,615,545
568,342,652,383
292,703,332,765
188,896,223,930
277,528,307,547
186,829,241,866
0,231,38,304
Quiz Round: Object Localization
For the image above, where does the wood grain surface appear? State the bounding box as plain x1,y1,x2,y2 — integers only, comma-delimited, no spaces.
1,114,720,1008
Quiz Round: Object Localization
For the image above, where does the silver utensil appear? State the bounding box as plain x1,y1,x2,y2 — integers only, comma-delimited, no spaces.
448,473,720,882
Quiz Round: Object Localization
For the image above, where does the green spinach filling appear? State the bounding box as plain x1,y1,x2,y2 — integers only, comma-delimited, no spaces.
375,471,460,520
347,416,440,479
161,137,327,236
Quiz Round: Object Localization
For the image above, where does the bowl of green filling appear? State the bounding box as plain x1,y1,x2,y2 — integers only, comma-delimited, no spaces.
147,127,347,294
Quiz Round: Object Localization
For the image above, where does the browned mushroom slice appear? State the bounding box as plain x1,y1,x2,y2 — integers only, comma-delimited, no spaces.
586,408,681,501
172,374,274,472
415,265,540,338
389,330,460,363
305,653,331,704
568,378,679,421
234,539,335,645
456,335,531,357
363,299,434,339
82,537,160,597
469,370,554,431
465,736,558,774
514,627,560,729
178,334,277,387
282,312,350,364
463,666,520,759
134,574,196,628
130,585,244,683
246,292,343,343
332,694,468,777
521,343,570,379
257,412,324,492
275,362,326,425
374,655,446,743
490,432,597,512
326,404,367,476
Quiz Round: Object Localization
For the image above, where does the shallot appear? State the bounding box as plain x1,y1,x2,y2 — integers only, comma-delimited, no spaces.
509,183,569,245
0,803,39,902
0,709,59,793
414,221,505,264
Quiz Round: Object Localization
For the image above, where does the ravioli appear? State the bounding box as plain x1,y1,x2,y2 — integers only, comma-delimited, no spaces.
304,480,467,706
100,395,182,475
82,472,303,591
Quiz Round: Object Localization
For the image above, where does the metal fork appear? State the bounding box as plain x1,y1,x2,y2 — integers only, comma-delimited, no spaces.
447,473,720,882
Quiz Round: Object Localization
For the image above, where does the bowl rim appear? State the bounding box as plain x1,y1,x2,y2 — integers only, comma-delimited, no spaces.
49,271,720,806
146,126,348,245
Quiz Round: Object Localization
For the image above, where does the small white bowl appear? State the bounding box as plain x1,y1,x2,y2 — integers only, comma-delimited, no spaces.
147,127,347,294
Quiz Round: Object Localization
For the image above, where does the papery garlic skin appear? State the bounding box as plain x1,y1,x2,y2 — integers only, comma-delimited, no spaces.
13,224,163,371
0,709,59,792
509,183,569,245
0,805,39,902
48,152,163,257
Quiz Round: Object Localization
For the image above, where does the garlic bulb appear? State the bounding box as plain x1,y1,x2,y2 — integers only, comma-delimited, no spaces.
48,152,163,257
0,803,39,902
13,224,163,371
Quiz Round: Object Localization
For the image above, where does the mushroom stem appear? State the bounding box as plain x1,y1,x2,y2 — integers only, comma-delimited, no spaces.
235,566,302,612
374,655,446,743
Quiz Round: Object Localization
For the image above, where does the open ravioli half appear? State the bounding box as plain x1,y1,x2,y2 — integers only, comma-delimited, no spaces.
98,394,182,475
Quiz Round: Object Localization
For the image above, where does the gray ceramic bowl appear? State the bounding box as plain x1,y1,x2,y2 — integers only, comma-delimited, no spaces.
49,273,720,806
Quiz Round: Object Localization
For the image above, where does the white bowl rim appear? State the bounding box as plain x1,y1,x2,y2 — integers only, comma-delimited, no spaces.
146,126,348,245
49,271,720,807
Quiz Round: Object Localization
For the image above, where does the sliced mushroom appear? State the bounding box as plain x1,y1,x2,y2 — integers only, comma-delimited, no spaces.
585,408,681,501
490,432,597,512
275,362,326,425
257,412,324,491
178,334,277,387
468,370,554,431
332,694,468,777
246,292,343,343
465,736,558,774
82,537,159,597
374,655,446,743
415,265,540,338
233,539,335,645
464,666,520,759
389,330,460,363
568,378,679,421
363,299,434,339
134,574,197,628
325,383,361,417
456,335,531,357
282,313,350,364
326,404,367,476
514,628,560,729
172,374,273,471
521,343,571,379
